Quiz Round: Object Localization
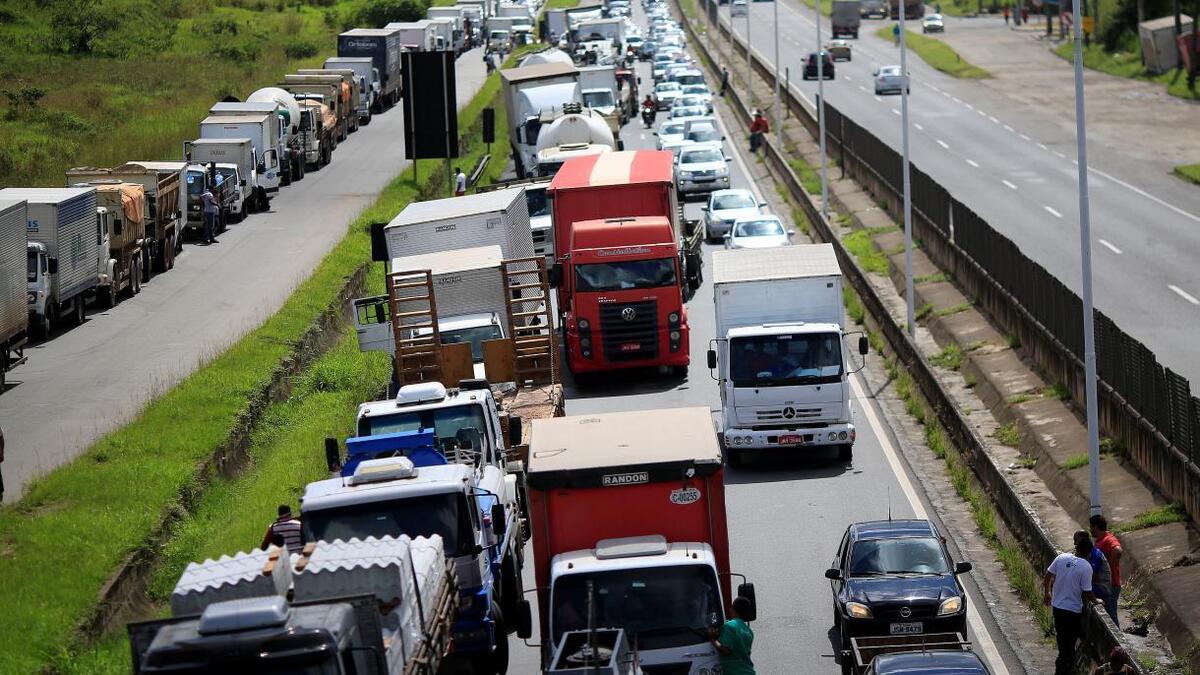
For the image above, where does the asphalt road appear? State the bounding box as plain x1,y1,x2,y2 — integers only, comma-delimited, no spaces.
714,0,1200,383
0,50,487,501
506,9,1020,671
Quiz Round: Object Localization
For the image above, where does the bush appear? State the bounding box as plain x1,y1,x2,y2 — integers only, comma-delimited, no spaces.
50,0,118,54
356,0,429,27
211,41,263,61
284,39,319,58
193,16,242,35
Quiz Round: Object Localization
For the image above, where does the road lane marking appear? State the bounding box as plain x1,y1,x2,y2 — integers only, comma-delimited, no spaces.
961,100,970,107
892,108,901,115
1084,166,1200,225
875,96,884,102
989,116,1000,124
929,84,940,92
1169,285,1200,305
1003,125,1014,132
1044,205,1063,218
977,110,987,117
966,159,979,168
914,122,924,131
1020,134,1031,141
1037,143,1048,150
1054,151,1066,159
936,139,950,149
1098,239,1122,254
1001,180,1018,190
844,75,852,81
859,84,868,91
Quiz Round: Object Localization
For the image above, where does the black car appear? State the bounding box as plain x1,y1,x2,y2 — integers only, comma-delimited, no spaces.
826,520,972,647
866,650,991,674
803,51,836,80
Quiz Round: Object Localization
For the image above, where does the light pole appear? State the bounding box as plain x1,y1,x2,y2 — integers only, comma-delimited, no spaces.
899,6,914,335
773,0,781,143
1071,0,1102,515
745,0,752,98
816,0,829,220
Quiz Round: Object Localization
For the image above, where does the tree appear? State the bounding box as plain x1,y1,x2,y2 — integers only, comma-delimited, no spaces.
356,0,428,27
51,0,118,54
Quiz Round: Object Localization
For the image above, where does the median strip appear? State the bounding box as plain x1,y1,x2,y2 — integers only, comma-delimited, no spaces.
877,27,991,79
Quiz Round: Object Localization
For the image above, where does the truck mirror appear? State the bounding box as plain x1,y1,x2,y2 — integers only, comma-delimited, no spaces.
240,179,247,188
858,336,869,356
507,415,523,446
824,568,842,580
490,503,507,538
257,163,266,174
515,600,534,639
616,139,625,151
47,257,59,275
324,437,342,473
736,583,757,622
548,264,563,288
706,349,717,370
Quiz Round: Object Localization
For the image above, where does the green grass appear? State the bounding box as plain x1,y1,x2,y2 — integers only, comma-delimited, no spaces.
844,284,866,325
1175,163,1200,185
1006,392,1036,405
788,156,824,195
995,421,1020,447
1044,381,1071,401
844,229,890,274
546,0,581,7
931,343,965,370
1061,452,1091,471
0,56,512,673
1054,42,1200,101
875,27,991,79
1114,503,1189,534
933,301,971,318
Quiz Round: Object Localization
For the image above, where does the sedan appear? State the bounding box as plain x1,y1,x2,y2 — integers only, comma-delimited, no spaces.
724,215,792,248
656,120,688,148
670,104,708,120
703,189,765,243
826,39,852,62
674,94,708,111
874,65,909,95
653,81,683,109
922,13,945,33
681,84,714,111
826,519,972,648
638,39,658,60
684,120,724,145
675,143,731,198
866,650,991,675
803,51,835,80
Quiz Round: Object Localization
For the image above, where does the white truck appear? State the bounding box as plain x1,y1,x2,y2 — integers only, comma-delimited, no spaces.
245,88,307,184
387,20,437,51
383,185,535,263
543,8,569,43
184,138,263,216
199,114,281,195
573,17,625,53
427,7,466,51
0,199,28,385
324,57,379,124
578,64,623,131
426,17,456,52
707,245,869,465
208,101,300,187
0,187,98,337
500,62,581,178
128,536,457,675
532,106,616,177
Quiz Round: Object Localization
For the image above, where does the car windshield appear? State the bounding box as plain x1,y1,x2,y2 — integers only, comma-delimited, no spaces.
687,127,721,143
358,403,488,445
552,565,722,650
881,67,902,76
682,85,709,95
850,537,950,576
729,332,843,387
674,73,704,86
526,187,550,217
216,167,236,182
655,82,680,92
672,106,704,118
27,250,38,282
713,193,756,210
734,219,785,237
583,90,615,108
440,323,502,362
681,148,722,164
575,257,676,292
303,492,475,556
661,122,686,136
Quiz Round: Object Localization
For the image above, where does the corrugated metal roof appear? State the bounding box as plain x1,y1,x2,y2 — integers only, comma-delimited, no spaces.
0,187,94,204
387,187,523,227
201,114,270,125
712,244,840,284
170,548,292,616
391,244,503,274
529,407,720,473
293,536,415,605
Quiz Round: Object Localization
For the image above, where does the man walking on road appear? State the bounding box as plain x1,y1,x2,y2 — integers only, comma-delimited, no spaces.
200,185,219,245
455,167,467,196
261,504,303,554
709,596,755,675
1003,5,1011,24
1044,537,1100,675
1091,514,1124,625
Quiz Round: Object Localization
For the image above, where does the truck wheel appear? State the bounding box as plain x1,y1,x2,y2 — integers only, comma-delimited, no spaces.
102,283,117,309
471,602,509,675
131,259,142,296
142,248,153,282
33,312,51,340
837,443,853,462
73,296,86,325
500,554,523,625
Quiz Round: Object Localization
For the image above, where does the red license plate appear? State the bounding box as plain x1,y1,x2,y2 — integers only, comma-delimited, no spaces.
779,434,804,445
621,343,641,352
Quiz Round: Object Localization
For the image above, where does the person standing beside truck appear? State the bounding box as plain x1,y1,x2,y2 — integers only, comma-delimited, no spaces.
1091,514,1124,625
708,596,756,675
1,425,6,503
261,504,303,554
200,186,219,245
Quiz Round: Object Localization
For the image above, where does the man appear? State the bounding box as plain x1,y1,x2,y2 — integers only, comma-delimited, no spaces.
455,167,467,196
749,110,769,153
1092,647,1136,674
200,184,219,245
708,596,755,675
1091,514,1124,625
1074,529,1112,605
1044,537,1100,675
1003,5,1011,24
720,66,730,96
0,425,5,503
261,504,303,555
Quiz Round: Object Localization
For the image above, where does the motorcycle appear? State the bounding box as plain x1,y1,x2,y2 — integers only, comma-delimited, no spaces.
641,104,657,128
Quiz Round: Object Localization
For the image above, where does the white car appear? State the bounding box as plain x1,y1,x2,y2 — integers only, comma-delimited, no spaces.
922,13,945,33
675,142,731,198
703,189,765,243
724,215,794,249
683,117,723,144
656,120,688,148
670,69,706,88
670,104,707,120
654,81,683,109
674,94,708,111
874,65,909,95
660,138,696,157
731,0,748,16
681,84,714,112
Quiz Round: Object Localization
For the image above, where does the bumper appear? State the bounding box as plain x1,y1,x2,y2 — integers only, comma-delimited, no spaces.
451,616,497,654
723,422,854,450
566,328,690,375
843,612,967,639
677,175,730,194
706,219,734,239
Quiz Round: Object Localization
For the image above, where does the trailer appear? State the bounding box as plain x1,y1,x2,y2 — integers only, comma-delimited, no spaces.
0,200,28,385
282,75,350,142
296,69,362,133
382,187,535,262
338,28,404,110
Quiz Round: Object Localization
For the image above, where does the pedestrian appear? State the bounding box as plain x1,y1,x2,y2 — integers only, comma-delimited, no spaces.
484,50,495,75
0,425,6,503
720,65,730,96
749,109,769,153
1003,5,1011,24
708,596,755,675
261,504,303,555
1074,529,1113,606
1092,647,1137,674
1091,514,1124,625
200,185,219,245
455,167,467,196
892,22,901,45
1044,536,1100,675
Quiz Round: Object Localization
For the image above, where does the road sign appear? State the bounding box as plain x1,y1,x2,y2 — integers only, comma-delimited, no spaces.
1082,16,1094,33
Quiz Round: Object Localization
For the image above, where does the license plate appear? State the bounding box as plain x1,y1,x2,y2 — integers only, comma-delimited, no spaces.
890,622,923,635
779,434,804,445
620,343,641,352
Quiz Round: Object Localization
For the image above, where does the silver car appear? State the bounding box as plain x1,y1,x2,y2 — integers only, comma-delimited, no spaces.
681,84,714,112
656,120,688,148
703,189,765,243
675,142,731,198
874,65,909,95
725,215,793,249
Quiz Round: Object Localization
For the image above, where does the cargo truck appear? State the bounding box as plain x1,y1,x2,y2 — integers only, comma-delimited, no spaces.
283,74,352,140
501,62,581,178
579,64,624,131
183,163,235,234
0,200,28,385
544,8,569,42
528,406,757,674
547,150,700,376
338,28,404,110
382,187,535,263
475,177,555,260
296,69,362,133
324,57,380,124
706,245,869,466
387,20,437,51
426,7,466,52
184,138,264,216
199,113,282,194
565,2,605,31
296,99,337,170
128,536,458,675
71,181,147,306
889,0,924,20
0,187,99,337
832,0,862,37
208,102,298,186
246,88,307,184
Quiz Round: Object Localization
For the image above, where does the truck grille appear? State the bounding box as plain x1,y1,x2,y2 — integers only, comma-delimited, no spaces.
599,299,659,362
756,407,822,421
641,665,692,675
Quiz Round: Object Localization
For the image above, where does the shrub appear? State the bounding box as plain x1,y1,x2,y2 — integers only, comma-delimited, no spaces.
211,41,263,61
357,0,428,27
284,39,319,59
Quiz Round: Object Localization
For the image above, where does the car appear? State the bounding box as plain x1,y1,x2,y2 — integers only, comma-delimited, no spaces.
702,188,765,243
724,215,792,249
922,13,945,32
826,39,852,62
674,94,708,111
803,51,835,79
675,142,731,198
826,519,973,649
874,65,909,95
638,39,658,60
653,81,683,109
659,138,695,157
681,84,714,111
860,0,887,17
865,650,992,675
670,68,706,88
670,104,707,120
683,117,724,144
656,120,689,148
731,0,748,16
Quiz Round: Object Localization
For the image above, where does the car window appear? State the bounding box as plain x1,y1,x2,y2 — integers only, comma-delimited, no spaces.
681,148,723,164
661,122,686,135
712,193,756,210
849,537,950,576
733,220,784,237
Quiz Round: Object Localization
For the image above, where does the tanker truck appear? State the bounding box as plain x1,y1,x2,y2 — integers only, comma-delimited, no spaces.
533,104,617,178
246,87,307,185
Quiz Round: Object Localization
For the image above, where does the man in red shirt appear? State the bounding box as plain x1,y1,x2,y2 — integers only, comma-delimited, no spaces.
1090,514,1123,625
749,110,769,153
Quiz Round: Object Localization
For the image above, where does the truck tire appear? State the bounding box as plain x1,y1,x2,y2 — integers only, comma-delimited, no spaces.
500,554,523,626
471,602,509,675
33,311,51,340
131,259,142,296
72,296,86,325
837,443,853,462
102,283,117,309
142,248,153,283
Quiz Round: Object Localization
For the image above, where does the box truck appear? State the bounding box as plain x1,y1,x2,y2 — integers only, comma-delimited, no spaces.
832,0,862,38
184,138,263,216
528,406,756,673
208,102,299,186
199,113,282,194
245,88,308,184
387,20,437,51
338,28,404,110
0,199,28,384
501,62,581,178
707,245,869,466
383,187,535,262
578,64,624,131
324,57,380,124
427,7,466,51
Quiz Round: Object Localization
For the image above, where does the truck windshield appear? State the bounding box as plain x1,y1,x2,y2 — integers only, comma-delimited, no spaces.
27,250,38,282
526,188,550,217
729,332,843,387
358,403,489,445
441,324,503,361
552,565,722,650
186,172,204,196
575,258,676,292
304,492,475,556
583,90,615,108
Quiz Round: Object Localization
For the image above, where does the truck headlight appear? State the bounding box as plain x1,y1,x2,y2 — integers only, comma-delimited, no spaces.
669,330,680,340
580,337,591,348
845,602,873,619
668,312,679,324
27,292,36,303
578,318,589,330
839,431,848,440
938,596,963,616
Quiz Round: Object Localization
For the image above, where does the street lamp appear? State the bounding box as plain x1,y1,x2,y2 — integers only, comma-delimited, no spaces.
900,4,914,336
774,0,781,143
816,0,829,220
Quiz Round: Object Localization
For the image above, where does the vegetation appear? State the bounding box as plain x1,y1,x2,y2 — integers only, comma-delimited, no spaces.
875,27,991,79
1114,503,1189,534
844,229,891,275
1054,41,1199,101
788,156,824,195
1061,452,1092,471
547,0,582,7
1175,163,1200,185
995,421,1021,447
931,343,965,370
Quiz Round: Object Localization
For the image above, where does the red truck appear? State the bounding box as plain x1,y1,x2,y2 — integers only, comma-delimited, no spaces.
547,150,700,376
527,406,755,673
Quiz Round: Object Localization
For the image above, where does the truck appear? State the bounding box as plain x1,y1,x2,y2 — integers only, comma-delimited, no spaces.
578,64,624,131
209,101,301,187
65,160,185,274
245,88,307,184
889,0,924,20
382,187,535,263
832,0,862,37
128,536,458,674
426,17,457,52
456,3,485,46
0,200,28,385
533,106,617,177
547,150,700,376
183,163,236,235
184,138,263,216
565,2,605,32
199,113,282,195
427,6,467,52
475,177,555,260
527,406,757,674
338,28,404,110
706,245,869,466
68,181,147,306
0,187,98,336
282,74,352,140
387,20,437,51
500,62,581,178
296,99,337,170
543,8,570,43
573,17,625,52
324,57,379,124
296,69,362,134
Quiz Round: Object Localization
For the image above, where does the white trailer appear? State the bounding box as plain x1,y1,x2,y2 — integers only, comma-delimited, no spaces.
386,20,437,51
384,187,534,262
207,102,295,186
424,17,455,52
0,199,28,384
500,62,581,178
426,7,466,51
708,245,868,465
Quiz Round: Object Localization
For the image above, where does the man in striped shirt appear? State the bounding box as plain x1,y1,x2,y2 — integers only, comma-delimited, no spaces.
261,504,304,554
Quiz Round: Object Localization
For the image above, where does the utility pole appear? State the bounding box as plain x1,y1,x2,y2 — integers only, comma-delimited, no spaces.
745,0,752,98
817,1,829,220
900,5,914,335
773,0,782,145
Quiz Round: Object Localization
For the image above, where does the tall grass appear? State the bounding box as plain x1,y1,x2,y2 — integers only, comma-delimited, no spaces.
875,27,991,79
1054,41,1200,101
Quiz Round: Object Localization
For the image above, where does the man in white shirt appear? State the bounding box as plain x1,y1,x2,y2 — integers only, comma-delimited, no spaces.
1044,537,1099,675
455,167,467,196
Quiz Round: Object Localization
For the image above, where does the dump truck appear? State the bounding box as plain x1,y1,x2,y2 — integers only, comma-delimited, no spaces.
282,74,350,142
0,199,28,385
501,62,582,178
86,181,148,305
296,99,337,170
296,68,362,134
338,28,404,110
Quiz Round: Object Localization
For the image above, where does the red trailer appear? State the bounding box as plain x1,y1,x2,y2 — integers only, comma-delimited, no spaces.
527,406,752,671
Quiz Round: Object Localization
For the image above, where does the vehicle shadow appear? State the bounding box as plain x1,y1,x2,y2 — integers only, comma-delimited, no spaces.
828,624,849,672
723,449,853,484
561,366,687,399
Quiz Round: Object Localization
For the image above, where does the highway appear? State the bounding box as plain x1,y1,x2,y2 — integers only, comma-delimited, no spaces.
713,0,1200,383
0,51,487,501
506,7,1022,670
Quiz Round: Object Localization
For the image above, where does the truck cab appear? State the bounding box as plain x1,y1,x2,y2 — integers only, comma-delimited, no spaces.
415,312,507,380
26,242,52,334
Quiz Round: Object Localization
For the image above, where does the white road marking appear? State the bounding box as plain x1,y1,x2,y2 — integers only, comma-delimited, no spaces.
1001,180,1018,190
1044,205,1063,218
989,116,1000,124
1003,125,1014,132
942,91,953,98
875,96,884,102
1168,285,1200,305
966,159,979,168
844,75,852,81
1098,239,1122,254
849,375,1012,675
1020,134,1031,141
961,100,970,107
936,139,950,149
929,84,940,92
892,108,901,115
1037,143,1048,150
914,122,924,131
1084,165,1200,225
1054,151,1066,159
858,85,868,91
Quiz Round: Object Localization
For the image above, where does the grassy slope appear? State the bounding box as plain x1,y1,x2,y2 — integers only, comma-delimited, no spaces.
0,0,368,187
1175,162,1200,185
1054,41,1200,101
875,26,990,78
